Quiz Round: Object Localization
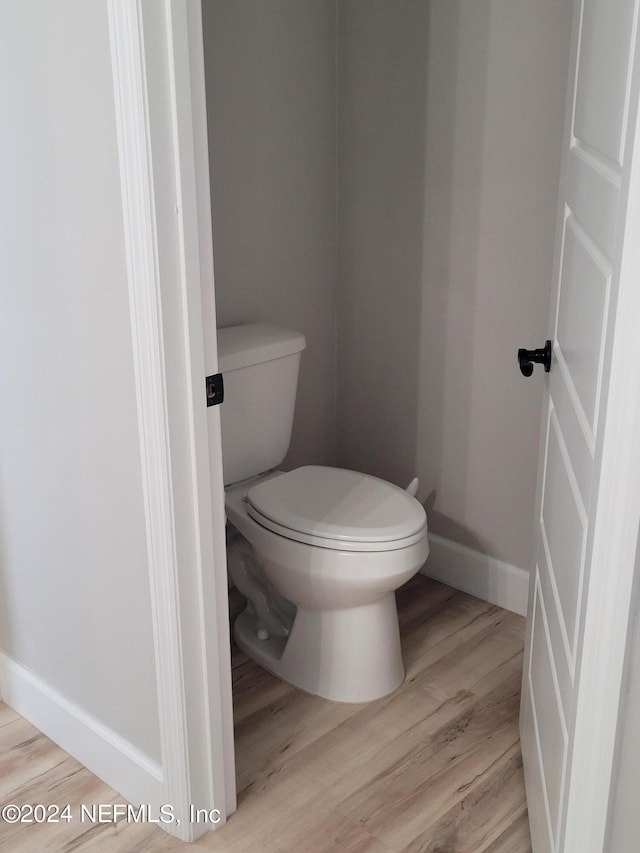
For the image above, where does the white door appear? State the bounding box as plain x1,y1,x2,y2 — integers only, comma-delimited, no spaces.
520,0,640,851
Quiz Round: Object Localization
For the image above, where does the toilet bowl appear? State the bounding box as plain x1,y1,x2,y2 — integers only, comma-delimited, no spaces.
225,466,429,702
216,323,430,702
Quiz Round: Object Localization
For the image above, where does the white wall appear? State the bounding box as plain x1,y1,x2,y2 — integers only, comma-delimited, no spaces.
337,0,573,571
0,0,160,762
202,0,338,470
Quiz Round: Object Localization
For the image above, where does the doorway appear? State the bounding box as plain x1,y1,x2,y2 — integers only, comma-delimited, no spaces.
196,0,572,844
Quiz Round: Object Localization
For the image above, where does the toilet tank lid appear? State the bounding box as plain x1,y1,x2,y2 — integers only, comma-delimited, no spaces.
217,323,306,372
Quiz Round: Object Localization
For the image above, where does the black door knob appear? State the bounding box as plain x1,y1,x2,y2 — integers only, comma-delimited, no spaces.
518,340,552,377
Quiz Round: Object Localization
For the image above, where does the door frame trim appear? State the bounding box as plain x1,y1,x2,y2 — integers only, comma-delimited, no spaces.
107,0,235,840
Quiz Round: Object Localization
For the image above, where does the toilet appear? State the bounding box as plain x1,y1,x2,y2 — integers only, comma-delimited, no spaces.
219,323,429,702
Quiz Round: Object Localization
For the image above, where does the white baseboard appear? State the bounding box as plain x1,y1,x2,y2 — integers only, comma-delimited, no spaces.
421,533,530,617
0,650,164,809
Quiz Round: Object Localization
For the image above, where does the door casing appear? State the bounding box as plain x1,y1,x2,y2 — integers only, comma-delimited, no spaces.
108,0,235,840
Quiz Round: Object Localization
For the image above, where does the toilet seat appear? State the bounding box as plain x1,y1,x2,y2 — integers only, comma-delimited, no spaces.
246,466,427,552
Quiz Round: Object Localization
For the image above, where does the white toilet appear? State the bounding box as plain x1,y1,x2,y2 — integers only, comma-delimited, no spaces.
219,323,429,702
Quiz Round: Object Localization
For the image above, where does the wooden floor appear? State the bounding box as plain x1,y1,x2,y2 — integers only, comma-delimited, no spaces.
0,576,532,852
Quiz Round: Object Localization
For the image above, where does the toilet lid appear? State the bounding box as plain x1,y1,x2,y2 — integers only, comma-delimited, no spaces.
246,466,426,545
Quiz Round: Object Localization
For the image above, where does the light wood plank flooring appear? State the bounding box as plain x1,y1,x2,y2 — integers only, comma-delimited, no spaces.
0,576,531,851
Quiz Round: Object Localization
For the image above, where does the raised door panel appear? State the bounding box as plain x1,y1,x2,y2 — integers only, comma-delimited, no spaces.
540,407,587,659
548,366,592,510
566,147,620,258
555,216,611,436
573,0,636,163
527,578,569,849
535,541,573,720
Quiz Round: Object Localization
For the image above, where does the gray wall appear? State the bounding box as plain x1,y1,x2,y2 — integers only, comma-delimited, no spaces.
202,0,338,470
607,526,640,851
0,0,160,759
337,0,573,569
336,0,429,489
203,0,572,573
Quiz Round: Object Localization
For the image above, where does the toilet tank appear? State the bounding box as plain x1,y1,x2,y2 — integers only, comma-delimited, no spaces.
216,323,306,485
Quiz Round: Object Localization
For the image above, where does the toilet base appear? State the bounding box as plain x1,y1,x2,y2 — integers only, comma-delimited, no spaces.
234,593,405,703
